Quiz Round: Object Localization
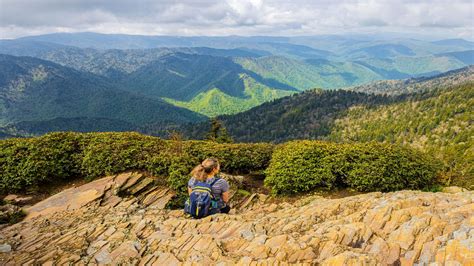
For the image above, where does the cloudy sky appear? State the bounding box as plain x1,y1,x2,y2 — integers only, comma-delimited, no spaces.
0,0,473,39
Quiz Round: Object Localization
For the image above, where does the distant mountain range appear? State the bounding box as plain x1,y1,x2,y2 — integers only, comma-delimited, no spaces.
0,33,473,137
10,32,474,54
351,65,474,95
144,65,473,143
0,54,204,134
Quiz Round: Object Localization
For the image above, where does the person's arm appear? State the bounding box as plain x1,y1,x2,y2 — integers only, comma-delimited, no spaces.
220,179,230,203
188,187,192,195
221,191,230,203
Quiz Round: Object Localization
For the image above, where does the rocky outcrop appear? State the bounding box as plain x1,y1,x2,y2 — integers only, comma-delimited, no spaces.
2,195,34,206
0,172,472,265
24,172,173,220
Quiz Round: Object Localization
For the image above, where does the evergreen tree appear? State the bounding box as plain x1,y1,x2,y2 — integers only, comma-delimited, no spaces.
216,126,233,144
206,118,233,143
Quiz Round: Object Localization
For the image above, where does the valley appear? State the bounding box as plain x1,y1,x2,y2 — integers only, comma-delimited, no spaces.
1,1,473,264
1,33,473,125
1,34,472,190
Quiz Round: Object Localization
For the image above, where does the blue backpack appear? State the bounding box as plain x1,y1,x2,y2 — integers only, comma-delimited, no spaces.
185,177,220,219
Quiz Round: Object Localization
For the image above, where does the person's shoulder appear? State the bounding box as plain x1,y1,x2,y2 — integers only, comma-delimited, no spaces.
215,175,227,181
188,177,196,186
215,177,229,185
215,177,229,191
217,178,228,183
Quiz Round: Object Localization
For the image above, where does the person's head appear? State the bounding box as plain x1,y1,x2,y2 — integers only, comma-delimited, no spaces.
191,158,220,181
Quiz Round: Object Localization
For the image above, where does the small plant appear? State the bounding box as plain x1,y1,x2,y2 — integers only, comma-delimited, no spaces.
235,189,252,197
422,184,443,193
8,209,26,224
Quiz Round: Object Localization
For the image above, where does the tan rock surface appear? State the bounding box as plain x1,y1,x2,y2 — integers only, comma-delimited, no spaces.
0,172,472,265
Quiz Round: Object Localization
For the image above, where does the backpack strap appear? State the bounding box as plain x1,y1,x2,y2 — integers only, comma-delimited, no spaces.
209,176,220,187
192,177,220,187
209,177,221,201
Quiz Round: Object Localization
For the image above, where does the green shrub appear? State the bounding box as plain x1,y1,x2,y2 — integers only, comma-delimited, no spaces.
265,140,440,194
80,132,168,178
0,132,274,194
164,155,201,208
264,141,343,194
183,141,274,173
341,142,440,192
1,132,440,197
0,132,83,191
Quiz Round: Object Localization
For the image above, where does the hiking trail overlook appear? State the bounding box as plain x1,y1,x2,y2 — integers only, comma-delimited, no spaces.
0,172,472,265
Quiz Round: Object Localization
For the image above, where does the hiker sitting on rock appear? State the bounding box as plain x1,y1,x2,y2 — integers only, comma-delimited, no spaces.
184,158,230,218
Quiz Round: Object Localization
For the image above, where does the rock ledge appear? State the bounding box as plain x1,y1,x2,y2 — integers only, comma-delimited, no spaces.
0,172,472,265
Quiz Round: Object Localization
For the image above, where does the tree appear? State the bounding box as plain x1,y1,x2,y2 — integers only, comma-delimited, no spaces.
168,130,184,154
206,118,233,143
168,130,184,141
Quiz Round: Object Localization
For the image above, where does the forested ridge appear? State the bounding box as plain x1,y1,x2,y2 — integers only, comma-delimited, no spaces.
144,71,473,186
0,54,205,131
330,82,473,186
1,34,473,119
351,65,474,95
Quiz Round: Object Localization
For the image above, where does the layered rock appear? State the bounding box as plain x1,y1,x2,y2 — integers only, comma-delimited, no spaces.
2,195,34,206
0,172,472,265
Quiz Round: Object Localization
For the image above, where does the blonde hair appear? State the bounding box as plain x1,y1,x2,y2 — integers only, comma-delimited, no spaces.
191,158,220,181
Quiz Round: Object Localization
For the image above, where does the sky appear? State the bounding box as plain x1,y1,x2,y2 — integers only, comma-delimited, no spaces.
0,0,473,40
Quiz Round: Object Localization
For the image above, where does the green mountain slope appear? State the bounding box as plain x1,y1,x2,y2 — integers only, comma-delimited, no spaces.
348,44,416,59
355,55,466,78
437,50,474,65
1,34,473,119
146,70,473,186
329,82,473,186
118,53,297,115
0,40,266,78
235,56,383,90
0,54,205,128
122,53,297,101
0,117,137,137
147,66,474,143
351,65,474,95
164,74,294,116
145,89,398,142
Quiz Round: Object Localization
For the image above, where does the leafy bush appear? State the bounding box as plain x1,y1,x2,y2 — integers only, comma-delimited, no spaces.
265,140,440,194
341,142,440,192
80,132,168,178
264,141,343,194
1,132,440,196
182,141,274,173
164,155,201,208
0,132,274,193
0,132,83,191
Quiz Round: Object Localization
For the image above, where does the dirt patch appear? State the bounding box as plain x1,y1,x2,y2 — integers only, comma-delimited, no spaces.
0,177,88,208
241,173,270,194
261,188,364,206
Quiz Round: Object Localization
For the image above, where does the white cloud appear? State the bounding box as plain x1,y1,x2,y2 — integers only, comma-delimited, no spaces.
0,0,472,39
